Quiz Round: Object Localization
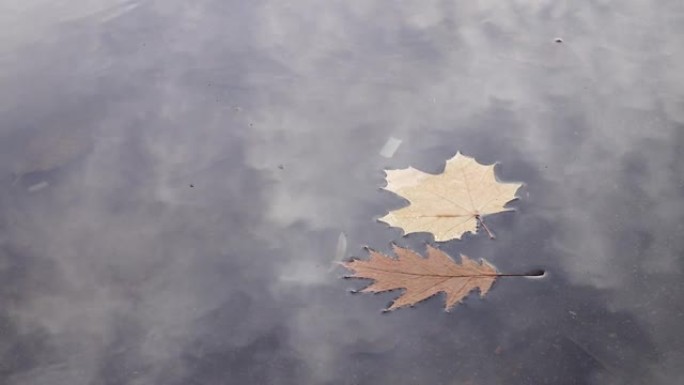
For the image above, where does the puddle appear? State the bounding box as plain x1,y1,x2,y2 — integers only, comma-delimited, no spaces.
1,1,683,385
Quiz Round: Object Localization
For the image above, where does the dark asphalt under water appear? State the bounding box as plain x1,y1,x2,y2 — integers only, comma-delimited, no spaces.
1,1,683,384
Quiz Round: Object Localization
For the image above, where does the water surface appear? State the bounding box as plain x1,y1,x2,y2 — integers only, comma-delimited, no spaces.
1,1,683,384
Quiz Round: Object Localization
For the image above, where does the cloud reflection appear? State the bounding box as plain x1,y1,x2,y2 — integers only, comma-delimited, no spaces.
1,0,683,384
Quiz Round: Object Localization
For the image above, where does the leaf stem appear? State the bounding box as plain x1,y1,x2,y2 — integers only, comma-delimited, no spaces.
475,214,495,239
496,269,545,277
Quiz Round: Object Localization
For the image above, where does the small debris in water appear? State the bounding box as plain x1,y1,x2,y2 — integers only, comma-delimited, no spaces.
555,37,563,43
379,136,402,158
278,164,284,170
189,184,195,188
329,232,348,272
28,181,49,193
99,2,141,23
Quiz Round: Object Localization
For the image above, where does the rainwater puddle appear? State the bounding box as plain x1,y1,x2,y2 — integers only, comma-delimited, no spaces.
1,1,683,384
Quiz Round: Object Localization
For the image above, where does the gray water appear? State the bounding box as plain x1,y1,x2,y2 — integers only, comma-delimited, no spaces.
1,1,683,384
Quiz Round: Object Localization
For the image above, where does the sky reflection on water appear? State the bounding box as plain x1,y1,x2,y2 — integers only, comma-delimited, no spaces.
1,1,683,384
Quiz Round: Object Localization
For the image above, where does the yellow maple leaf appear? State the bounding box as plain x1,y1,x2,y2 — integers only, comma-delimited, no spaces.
344,245,499,311
379,152,522,241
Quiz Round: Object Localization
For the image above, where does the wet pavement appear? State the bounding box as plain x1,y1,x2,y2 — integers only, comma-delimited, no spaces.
1,1,684,384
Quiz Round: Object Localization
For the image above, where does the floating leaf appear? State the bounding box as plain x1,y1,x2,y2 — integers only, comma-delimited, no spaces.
345,245,500,311
379,152,521,241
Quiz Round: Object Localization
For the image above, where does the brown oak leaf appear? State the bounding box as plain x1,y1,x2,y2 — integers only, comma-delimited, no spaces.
344,245,499,311
379,152,522,241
